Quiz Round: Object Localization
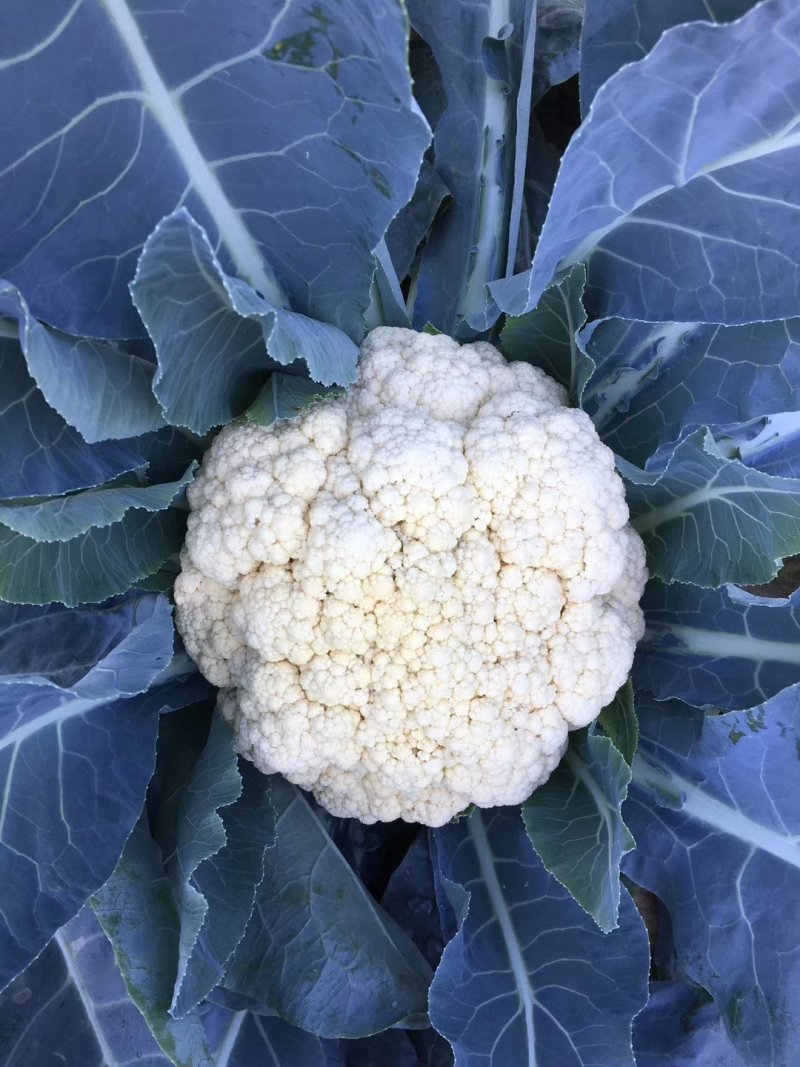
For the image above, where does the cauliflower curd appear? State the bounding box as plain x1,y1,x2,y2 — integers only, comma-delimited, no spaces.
175,327,647,826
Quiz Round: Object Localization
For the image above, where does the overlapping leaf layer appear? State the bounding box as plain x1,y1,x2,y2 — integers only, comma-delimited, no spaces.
0,2,798,1065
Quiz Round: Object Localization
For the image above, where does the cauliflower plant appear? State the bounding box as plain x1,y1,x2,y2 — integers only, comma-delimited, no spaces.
175,327,647,826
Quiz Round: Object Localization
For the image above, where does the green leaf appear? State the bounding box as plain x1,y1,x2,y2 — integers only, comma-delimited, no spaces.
91,817,215,1067
132,211,359,433
500,265,592,403
364,239,411,331
0,905,173,1066
0,507,189,606
133,557,181,594
523,728,635,932
168,719,276,1018
245,373,336,427
167,714,243,1011
0,279,165,444
430,809,649,1063
621,428,800,587
385,160,451,280
597,679,638,765
223,778,433,1038
0,332,148,501
0,467,194,541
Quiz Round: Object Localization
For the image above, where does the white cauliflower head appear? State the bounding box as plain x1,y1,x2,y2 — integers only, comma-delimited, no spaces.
175,327,647,826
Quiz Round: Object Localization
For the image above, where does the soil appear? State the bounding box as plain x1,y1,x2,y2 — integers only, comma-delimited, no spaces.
743,555,800,598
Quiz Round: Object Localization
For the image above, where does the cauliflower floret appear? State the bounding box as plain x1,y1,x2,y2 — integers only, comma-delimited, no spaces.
173,555,244,687
176,327,648,826
184,420,326,586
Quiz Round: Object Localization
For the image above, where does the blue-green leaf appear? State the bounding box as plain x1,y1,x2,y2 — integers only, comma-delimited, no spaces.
0,281,165,443
597,679,638,766
165,713,243,1014
581,317,800,467
246,373,336,427
223,778,433,1038
523,727,635,932
534,0,585,102
580,0,757,116
633,981,746,1067
169,723,276,1018
429,808,650,1065
0,0,429,341
132,211,359,433
381,833,444,969
635,581,800,710
203,1005,422,1066
499,0,800,324
135,427,207,485
622,428,800,587
626,689,800,1066
385,161,451,282
737,412,800,479
0,469,193,606
0,593,173,990
92,817,215,1067
203,1010,338,1066
364,239,411,331
0,331,146,500
0,467,194,542
408,0,537,334
0,905,172,1066
501,265,592,402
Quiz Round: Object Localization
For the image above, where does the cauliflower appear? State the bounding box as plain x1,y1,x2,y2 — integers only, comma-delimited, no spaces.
175,327,647,826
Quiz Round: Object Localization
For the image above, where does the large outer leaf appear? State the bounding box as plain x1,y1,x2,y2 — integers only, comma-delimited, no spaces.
223,778,433,1039
131,211,359,433
407,0,537,334
0,281,164,443
0,0,429,341
523,725,635,934
621,428,800,587
580,0,756,115
635,582,800,710
581,317,800,467
0,331,145,500
495,0,800,323
428,808,650,1066
0,593,172,989
0,473,192,605
0,905,171,1066
625,689,800,1067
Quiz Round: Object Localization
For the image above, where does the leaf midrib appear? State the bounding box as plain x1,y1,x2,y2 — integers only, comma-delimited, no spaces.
99,0,284,305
